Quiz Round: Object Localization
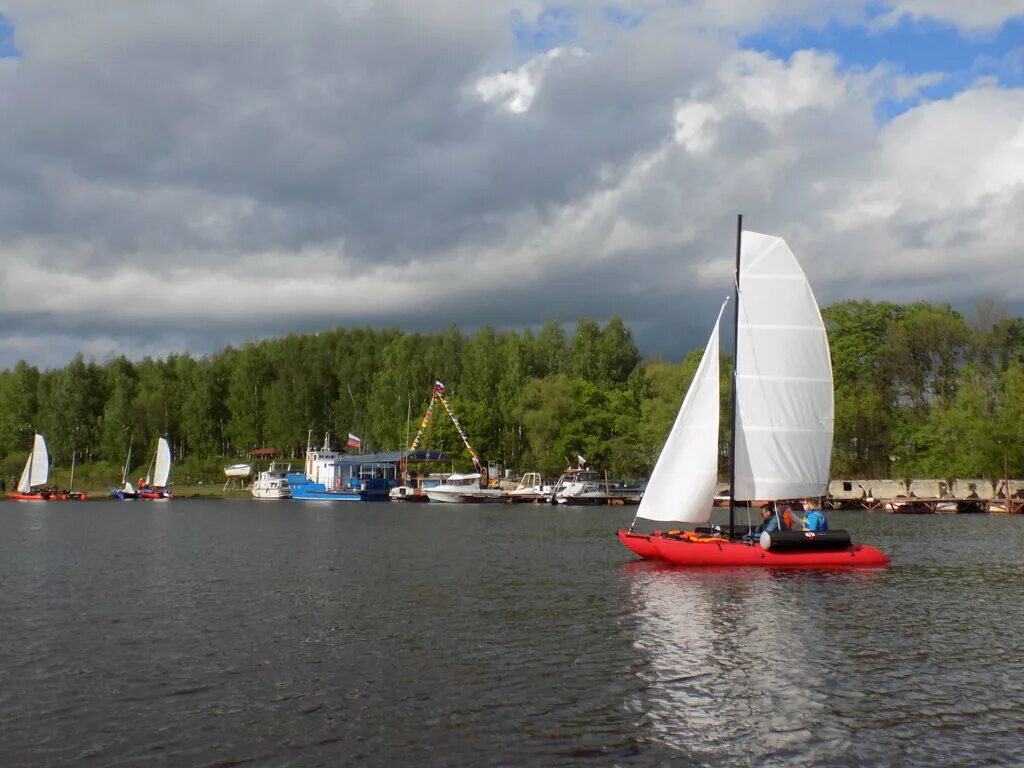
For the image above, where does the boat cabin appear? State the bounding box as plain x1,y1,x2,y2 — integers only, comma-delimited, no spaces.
303,444,452,492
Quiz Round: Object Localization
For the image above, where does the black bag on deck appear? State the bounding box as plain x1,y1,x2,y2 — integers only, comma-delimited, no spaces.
760,530,852,552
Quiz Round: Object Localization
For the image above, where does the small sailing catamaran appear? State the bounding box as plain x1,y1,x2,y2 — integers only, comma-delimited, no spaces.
137,437,174,499
8,434,53,501
618,217,889,567
7,433,87,501
111,435,139,499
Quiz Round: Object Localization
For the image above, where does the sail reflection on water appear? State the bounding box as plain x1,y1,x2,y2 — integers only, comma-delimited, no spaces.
623,563,884,764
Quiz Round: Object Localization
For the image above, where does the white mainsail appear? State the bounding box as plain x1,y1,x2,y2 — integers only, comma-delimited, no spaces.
636,302,726,524
733,232,833,501
153,437,171,488
17,433,50,493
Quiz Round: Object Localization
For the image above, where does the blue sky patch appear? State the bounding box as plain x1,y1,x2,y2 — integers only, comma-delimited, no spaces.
743,14,1024,118
604,6,643,30
0,13,19,58
512,7,577,51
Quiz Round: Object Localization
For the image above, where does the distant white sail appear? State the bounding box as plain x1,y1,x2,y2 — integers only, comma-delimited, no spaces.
17,433,49,493
17,455,31,493
733,232,833,501
636,302,726,524
31,434,50,487
153,437,171,488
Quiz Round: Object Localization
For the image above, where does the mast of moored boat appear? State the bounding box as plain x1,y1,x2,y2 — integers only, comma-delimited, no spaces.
26,435,34,491
403,393,412,483
728,214,742,540
121,435,133,485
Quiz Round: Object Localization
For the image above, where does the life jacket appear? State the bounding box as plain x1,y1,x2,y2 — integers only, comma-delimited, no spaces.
805,510,828,531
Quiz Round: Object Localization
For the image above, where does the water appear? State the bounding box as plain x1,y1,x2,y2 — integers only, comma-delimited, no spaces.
0,502,1021,767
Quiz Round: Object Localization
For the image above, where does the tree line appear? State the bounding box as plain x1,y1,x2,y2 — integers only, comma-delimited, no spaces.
0,301,1022,481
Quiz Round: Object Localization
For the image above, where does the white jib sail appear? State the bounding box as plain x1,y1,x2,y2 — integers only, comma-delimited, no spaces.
733,231,833,501
18,433,49,492
17,455,32,493
636,302,726,524
153,438,171,487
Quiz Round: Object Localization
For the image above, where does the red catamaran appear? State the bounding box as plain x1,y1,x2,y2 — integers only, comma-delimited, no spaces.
618,217,889,567
7,433,88,501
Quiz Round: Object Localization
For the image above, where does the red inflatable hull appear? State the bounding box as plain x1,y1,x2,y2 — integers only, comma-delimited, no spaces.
618,531,663,559
7,491,87,501
617,530,890,568
138,489,173,500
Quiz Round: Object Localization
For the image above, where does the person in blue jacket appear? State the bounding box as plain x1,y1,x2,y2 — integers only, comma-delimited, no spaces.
804,508,828,532
754,503,783,536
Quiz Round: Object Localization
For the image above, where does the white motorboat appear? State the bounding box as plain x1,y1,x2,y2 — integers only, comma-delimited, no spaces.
224,463,253,478
389,473,449,502
551,468,610,504
506,472,552,503
424,473,506,503
251,463,291,499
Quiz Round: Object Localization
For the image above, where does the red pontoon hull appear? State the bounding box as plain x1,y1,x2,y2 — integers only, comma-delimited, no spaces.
7,491,87,501
618,531,663,559
138,489,173,500
618,530,890,568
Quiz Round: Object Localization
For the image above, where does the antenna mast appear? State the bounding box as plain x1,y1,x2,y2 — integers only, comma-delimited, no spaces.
729,214,742,540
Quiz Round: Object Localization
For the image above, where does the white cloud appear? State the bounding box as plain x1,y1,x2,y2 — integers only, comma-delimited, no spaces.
1,2,1023,369
886,71,948,102
674,50,849,152
878,1,1024,33
475,47,585,113
822,86,1024,294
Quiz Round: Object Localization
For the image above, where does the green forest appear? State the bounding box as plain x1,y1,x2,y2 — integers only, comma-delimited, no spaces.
1,300,1023,483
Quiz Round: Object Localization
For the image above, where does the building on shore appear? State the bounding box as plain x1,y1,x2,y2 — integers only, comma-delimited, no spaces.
827,478,1024,513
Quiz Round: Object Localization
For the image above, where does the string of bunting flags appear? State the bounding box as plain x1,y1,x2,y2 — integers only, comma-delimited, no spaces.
409,380,482,471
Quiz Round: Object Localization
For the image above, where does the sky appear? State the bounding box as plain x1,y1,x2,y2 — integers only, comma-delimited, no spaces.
1,1,1023,369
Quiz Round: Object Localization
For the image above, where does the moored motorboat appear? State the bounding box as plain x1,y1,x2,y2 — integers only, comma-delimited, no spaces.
549,465,618,505
390,473,448,502
251,463,291,499
424,473,506,503
617,218,889,568
506,472,552,503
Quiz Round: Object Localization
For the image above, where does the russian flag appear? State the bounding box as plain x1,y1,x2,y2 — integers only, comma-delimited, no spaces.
434,380,446,393
347,433,362,448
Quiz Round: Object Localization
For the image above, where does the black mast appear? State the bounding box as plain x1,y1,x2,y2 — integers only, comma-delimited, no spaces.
729,214,742,540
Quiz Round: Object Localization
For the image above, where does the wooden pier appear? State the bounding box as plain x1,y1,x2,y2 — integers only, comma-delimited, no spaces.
825,477,1024,514
825,496,1024,514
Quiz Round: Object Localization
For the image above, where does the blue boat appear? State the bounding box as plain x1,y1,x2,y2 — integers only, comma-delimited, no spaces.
286,472,393,502
286,434,412,501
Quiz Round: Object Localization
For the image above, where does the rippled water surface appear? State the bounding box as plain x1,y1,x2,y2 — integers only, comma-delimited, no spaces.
1,502,1022,766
